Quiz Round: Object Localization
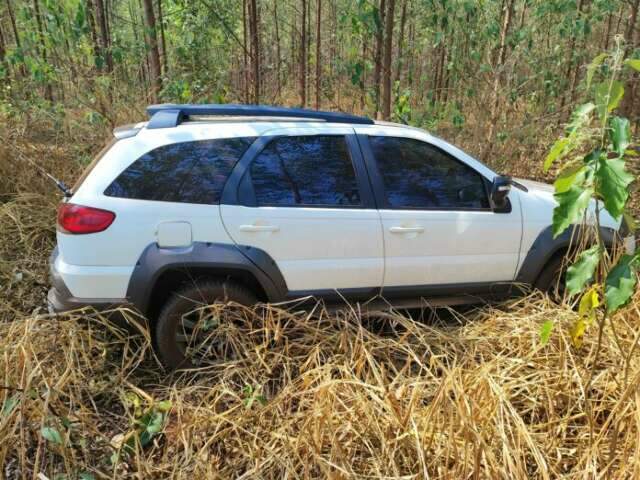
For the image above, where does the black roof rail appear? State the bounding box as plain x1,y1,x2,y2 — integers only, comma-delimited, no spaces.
146,103,374,129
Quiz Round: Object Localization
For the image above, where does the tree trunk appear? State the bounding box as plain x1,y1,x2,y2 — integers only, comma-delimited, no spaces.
329,0,337,82
5,0,23,80
93,0,113,72
434,42,446,103
32,0,53,101
622,0,639,125
86,0,100,67
484,0,514,160
624,0,639,56
442,43,450,104
129,0,145,88
603,11,613,50
0,18,4,56
5,0,20,48
518,0,527,30
394,0,408,88
0,19,10,84
157,0,168,75
315,0,321,109
373,0,386,117
248,0,260,103
105,0,113,58
381,0,395,120
274,0,281,99
242,0,249,103
142,0,162,102
569,0,591,105
300,0,307,106
360,36,367,110
306,0,311,99
614,4,624,37
407,16,415,88
560,0,585,109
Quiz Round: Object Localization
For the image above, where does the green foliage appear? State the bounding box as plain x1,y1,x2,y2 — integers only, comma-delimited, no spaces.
554,164,587,193
392,83,412,124
137,409,167,447
542,39,638,347
552,186,593,238
595,80,624,117
1,394,19,417
539,319,553,345
544,138,570,172
595,155,633,219
610,116,631,155
112,392,172,464
543,103,594,173
605,255,638,313
586,53,607,89
243,384,267,409
41,426,64,445
565,245,600,297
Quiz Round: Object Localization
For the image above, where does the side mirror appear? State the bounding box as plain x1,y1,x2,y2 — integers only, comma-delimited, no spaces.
490,175,512,211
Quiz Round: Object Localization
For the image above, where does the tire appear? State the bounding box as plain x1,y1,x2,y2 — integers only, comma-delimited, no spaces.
154,280,258,369
534,255,567,302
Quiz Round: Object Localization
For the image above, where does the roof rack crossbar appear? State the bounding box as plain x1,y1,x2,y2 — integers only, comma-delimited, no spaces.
146,104,374,129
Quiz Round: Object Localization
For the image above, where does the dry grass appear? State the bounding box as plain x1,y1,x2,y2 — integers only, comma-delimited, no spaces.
1,110,640,479
2,296,640,478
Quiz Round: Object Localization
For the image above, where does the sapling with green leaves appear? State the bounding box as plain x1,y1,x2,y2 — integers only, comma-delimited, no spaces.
541,36,639,347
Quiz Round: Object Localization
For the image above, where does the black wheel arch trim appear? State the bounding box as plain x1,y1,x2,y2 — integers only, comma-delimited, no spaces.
126,242,288,316
516,224,617,285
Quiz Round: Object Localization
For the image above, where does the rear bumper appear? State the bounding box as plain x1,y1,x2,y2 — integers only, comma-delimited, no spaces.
46,285,125,314
48,246,128,314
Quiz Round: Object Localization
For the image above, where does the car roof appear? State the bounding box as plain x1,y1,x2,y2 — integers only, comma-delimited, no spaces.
145,104,375,129
114,103,432,139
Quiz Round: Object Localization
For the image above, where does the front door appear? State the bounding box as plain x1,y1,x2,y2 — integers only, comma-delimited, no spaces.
220,127,384,296
359,133,522,295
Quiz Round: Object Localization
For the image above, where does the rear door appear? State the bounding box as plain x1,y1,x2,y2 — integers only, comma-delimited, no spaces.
357,130,522,296
220,126,384,297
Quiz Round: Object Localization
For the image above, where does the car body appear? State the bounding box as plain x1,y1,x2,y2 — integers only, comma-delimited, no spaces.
47,104,633,366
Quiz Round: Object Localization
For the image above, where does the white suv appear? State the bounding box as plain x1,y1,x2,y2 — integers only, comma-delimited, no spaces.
48,104,631,367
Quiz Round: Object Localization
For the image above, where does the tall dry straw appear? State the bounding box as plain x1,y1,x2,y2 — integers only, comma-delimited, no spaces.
0,297,639,478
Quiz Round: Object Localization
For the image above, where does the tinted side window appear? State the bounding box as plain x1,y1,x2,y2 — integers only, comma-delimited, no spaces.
369,136,489,209
105,137,254,204
250,135,361,206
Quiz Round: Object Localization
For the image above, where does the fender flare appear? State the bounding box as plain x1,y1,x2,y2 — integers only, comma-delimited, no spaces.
516,225,617,285
126,242,288,315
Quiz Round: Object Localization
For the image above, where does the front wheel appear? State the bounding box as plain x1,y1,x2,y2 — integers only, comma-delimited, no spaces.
534,255,567,302
154,280,258,369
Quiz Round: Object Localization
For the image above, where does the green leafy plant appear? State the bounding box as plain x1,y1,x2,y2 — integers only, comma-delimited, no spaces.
542,36,639,347
242,384,267,409
41,426,64,445
111,393,172,465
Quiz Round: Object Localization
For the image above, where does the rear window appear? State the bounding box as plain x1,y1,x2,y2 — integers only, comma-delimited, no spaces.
104,137,255,204
250,135,361,206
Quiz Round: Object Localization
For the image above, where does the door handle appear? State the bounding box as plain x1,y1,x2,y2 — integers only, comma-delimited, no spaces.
239,224,280,233
389,226,424,234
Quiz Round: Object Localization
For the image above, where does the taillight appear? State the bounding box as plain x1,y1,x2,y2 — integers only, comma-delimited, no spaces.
57,203,115,234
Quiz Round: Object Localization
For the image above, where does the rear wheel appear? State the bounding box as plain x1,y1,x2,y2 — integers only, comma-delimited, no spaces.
534,255,567,302
154,280,258,369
